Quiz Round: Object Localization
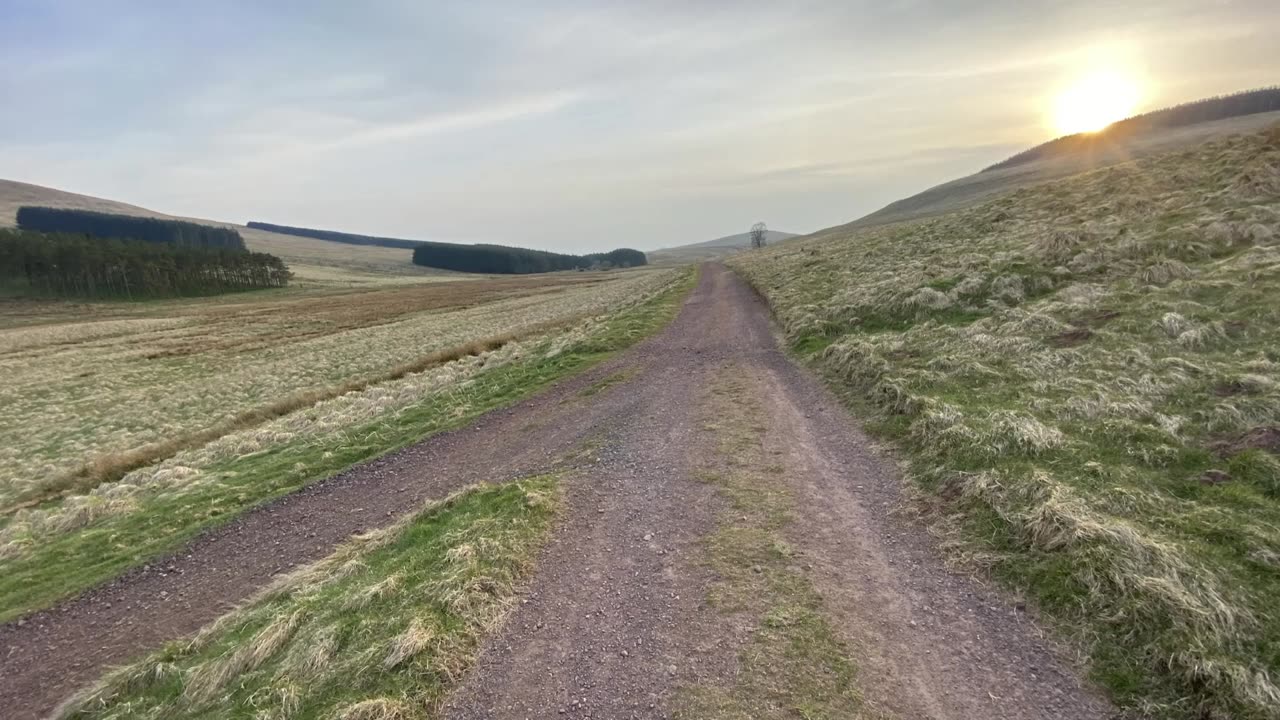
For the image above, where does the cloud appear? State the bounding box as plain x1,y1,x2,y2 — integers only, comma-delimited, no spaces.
316,91,582,151
1,1,1277,252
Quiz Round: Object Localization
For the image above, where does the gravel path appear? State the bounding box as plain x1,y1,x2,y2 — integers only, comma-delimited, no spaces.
1,264,1114,719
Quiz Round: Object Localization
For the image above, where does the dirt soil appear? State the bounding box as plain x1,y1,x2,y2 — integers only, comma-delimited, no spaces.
0,264,1113,720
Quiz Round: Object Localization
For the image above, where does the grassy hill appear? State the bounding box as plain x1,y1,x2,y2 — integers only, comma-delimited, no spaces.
648,229,798,264
728,123,1280,718
0,180,442,283
986,87,1280,172
846,107,1280,231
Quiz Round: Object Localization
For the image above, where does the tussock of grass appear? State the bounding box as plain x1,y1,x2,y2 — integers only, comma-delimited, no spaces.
729,125,1280,718
0,269,695,622
678,368,868,720
56,477,562,720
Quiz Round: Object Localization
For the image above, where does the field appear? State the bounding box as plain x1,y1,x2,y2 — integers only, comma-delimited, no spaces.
728,124,1280,718
0,267,685,619
8,93,1280,719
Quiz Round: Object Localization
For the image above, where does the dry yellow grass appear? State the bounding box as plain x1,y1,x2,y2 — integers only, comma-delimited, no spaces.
845,110,1280,230
730,124,1280,718
56,478,563,720
0,269,673,514
0,267,692,624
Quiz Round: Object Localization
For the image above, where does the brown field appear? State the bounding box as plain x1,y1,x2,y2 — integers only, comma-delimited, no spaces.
1,271,661,513
0,268,675,513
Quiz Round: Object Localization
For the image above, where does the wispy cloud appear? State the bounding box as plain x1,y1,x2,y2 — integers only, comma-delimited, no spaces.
318,91,582,151
1,1,1276,252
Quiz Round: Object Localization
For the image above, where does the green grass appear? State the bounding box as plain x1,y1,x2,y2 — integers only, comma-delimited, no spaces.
677,368,868,720
58,477,562,720
729,126,1280,718
0,268,695,622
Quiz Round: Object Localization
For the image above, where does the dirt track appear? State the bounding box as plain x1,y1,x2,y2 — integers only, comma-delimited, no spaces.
1,264,1112,719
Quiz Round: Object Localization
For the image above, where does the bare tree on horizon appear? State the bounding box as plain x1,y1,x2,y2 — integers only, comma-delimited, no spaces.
750,221,768,249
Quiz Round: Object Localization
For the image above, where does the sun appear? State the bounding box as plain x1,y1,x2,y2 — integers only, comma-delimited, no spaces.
1052,71,1141,135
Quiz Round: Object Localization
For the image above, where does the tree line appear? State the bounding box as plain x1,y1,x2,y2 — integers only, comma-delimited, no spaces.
0,229,290,299
582,247,649,269
985,86,1280,172
18,206,246,250
412,243,647,274
248,219,646,273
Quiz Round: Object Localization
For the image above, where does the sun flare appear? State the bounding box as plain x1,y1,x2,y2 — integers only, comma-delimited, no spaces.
1052,71,1141,135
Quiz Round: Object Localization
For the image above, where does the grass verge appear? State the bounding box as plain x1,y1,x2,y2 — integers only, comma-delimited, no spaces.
56,476,562,719
728,126,1280,719
676,366,870,720
0,268,695,622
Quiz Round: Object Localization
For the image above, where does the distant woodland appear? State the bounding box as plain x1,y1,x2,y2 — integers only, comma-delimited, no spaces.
413,243,647,274
18,206,246,250
5,209,289,298
986,87,1280,172
250,220,647,273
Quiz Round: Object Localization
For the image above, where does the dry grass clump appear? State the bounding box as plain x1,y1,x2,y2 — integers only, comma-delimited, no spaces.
55,477,562,720
729,124,1280,718
335,699,413,720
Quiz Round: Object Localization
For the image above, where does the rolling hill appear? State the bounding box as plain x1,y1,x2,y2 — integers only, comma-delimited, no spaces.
0,179,443,283
729,120,1280,718
842,94,1280,232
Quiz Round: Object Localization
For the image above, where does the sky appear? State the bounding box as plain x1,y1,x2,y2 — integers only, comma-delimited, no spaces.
1,1,1277,253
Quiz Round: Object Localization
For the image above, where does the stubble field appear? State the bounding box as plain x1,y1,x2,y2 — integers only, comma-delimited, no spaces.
0,267,685,619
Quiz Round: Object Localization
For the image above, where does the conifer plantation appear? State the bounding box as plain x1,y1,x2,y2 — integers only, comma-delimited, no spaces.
0,229,290,298
412,242,647,273
18,207,246,250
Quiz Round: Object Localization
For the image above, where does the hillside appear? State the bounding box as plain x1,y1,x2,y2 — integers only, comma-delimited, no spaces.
250,221,647,273
0,179,441,282
648,229,798,264
728,124,1280,718
986,87,1280,172
844,107,1280,231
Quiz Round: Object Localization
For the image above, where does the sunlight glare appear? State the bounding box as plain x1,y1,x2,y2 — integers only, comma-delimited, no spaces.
1052,71,1141,135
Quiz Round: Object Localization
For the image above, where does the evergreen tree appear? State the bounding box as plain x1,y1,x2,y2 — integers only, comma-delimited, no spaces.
0,229,290,298
17,207,245,250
